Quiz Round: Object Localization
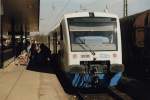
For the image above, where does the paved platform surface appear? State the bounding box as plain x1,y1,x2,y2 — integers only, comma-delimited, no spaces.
0,62,71,100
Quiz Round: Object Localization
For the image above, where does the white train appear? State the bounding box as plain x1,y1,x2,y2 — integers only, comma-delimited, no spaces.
50,12,124,88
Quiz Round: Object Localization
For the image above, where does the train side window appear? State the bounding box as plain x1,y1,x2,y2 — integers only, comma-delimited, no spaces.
135,28,144,47
60,24,63,40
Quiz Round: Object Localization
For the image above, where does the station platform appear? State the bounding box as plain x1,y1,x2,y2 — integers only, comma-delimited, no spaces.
0,60,72,100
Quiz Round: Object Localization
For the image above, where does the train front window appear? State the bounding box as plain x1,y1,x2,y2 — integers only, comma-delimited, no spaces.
68,17,117,51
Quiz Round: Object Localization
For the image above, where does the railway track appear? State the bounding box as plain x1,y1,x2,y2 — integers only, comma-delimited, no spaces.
75,88,132,100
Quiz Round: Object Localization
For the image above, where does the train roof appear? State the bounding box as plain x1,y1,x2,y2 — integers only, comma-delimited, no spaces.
49,11,119,34
63,11,119,19
120,9,150,20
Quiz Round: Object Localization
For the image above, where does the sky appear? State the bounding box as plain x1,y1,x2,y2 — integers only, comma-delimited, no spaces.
39,0,150,35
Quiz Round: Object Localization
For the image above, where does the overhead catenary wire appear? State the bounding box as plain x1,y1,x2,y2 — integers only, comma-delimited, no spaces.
49,0,72,30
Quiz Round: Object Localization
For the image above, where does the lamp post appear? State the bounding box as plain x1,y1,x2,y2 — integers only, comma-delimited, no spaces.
0,0,4,68
123,0,128,17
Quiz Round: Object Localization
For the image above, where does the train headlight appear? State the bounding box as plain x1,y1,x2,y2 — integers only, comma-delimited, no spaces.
69,65,85,74
72,54,78,59
110,64,124,73
113,53,117,58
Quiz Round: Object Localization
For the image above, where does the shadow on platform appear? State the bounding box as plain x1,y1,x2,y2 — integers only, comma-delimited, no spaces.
26,53,55,74
26,62,55,74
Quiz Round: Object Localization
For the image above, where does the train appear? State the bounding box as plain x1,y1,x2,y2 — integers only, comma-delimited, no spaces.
120,10,150,79
49,11,124,89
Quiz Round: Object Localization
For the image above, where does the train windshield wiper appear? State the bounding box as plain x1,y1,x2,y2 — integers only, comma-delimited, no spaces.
78,38,95,56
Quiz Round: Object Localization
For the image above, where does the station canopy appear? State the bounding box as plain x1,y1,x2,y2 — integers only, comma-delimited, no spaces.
1,0,39,32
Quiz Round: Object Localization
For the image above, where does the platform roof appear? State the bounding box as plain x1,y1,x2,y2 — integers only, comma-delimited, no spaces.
1,0,40,32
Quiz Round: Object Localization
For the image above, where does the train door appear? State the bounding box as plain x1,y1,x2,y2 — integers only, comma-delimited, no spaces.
143,13,150,77
134,12,150,77
58,24,66,68
52,32,57,54
58,22,69,69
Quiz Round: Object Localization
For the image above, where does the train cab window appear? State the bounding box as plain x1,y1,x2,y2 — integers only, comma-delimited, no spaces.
68,17,117,51
135,28,144,47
